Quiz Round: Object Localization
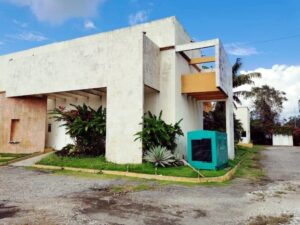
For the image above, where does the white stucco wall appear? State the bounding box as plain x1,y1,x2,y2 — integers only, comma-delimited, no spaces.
235,107,251,144
175,52,203,156
143,36,160,91
143,20,205,157
0,17,180,164
0,17,177,97
272,134,293,146
0,17,235,163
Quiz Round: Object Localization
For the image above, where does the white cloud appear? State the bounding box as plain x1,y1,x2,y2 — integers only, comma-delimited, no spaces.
84,20,96,30
129,10,148,25
8,0,105,25
225,42,259,56
13,19,28,28
235,65,300,119
8,32,47,42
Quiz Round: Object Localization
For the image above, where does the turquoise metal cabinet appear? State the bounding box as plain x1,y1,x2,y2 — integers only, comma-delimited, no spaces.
187,130,228,170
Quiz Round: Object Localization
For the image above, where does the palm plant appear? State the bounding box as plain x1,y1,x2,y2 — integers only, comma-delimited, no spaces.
135,111,184,154
204,58,260,141
232,58,261,105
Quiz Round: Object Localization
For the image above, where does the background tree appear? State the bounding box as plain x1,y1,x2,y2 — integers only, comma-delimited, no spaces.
232,58,261,106
246,85,287,144
284,115,300,128
204,58,261,141
283,116,300,146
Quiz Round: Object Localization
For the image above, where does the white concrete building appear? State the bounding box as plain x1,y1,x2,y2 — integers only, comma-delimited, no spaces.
235,107,251,144
0,17,234,163
272,134,294,146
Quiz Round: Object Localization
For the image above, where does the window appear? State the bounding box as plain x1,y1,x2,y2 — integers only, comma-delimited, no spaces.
10,119,20,144
48,124,52,132
241,131,247,138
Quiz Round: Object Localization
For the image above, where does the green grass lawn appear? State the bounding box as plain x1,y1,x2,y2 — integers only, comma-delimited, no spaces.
233,145,265,180
0,153,29,165
38,154,228,178
37,145,263,178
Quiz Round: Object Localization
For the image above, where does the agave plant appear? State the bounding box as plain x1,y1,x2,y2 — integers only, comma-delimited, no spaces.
144,146,176,167
172,149,184,166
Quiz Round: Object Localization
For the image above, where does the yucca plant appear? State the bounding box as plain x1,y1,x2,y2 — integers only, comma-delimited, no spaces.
144,146,176,167
135,111,184,154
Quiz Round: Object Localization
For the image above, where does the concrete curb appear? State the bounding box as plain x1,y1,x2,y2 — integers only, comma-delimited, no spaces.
32,162,241,183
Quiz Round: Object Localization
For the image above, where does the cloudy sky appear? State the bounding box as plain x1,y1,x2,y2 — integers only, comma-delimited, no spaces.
0,0,299,118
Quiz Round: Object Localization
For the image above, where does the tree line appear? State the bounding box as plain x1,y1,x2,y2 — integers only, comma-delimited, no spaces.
204,58,299,146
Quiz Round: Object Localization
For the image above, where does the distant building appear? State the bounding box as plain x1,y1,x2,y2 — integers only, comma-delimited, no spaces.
235,107,251,144
273,134,293,146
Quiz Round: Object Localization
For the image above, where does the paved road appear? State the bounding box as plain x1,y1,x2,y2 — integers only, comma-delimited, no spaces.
0,146,300,225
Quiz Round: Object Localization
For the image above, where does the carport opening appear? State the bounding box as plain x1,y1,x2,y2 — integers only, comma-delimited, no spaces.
203,101,226,133
45,88,107,156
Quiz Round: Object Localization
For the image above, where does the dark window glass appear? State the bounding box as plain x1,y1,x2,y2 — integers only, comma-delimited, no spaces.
242,131,246,137
191,139,212,162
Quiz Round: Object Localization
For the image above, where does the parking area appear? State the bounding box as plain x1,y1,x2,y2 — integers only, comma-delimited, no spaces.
0,146,300,225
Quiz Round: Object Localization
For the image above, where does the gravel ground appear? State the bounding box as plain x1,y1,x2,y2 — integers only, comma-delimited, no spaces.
0,146,300,225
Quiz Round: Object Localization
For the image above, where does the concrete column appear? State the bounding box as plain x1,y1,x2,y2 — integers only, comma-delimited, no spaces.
106,85,144,164
105,34,144,164
199,101,204,129
226,98,235,159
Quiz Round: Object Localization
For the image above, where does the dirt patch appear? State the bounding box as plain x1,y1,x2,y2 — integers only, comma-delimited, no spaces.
33,169,55,175
247,213,294,225
143,217,181,225
0,202,19,219
75,187,165,218
69,185,206,224
193,209,207,218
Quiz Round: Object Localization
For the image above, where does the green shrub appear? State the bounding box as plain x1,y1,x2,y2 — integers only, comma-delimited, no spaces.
50,104,106,156
135,111,184,154
56,144,76,157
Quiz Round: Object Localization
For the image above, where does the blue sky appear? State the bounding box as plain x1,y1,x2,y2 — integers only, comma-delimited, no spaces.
0,0,299,117
0,0,299,70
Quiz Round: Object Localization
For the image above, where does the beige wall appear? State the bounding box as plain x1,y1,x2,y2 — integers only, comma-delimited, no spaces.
0,93,47,153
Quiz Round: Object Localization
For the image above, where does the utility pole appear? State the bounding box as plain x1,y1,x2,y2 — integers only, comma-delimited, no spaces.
297,99,300,128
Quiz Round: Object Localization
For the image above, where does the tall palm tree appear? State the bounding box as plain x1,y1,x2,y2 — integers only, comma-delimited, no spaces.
232,58,261,105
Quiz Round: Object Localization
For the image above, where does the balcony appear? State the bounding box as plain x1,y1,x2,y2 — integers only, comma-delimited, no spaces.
176,39,232,101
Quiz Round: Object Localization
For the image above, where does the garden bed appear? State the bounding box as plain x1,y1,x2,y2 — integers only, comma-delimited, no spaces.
37,145,260,179
37,154,232,178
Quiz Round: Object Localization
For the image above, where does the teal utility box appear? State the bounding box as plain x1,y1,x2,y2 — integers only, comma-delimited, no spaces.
187,130,228,170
